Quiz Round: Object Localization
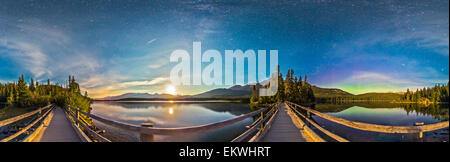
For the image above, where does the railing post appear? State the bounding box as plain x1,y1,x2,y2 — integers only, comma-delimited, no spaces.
260,112,264,131
414,122,424,140
140,123,154,142
76,109,80,127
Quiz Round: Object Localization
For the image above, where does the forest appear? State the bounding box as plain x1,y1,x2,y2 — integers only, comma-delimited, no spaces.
402,83,450,104
250,66,316,105
250,66,449,105
0,75,92,113
313,83,449,104
315,92,404,103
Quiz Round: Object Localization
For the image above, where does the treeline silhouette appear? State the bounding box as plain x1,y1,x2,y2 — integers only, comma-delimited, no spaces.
402,82,450,104
0,75,91,114
315,83,449,104
251,66,315,105
316,93,403,103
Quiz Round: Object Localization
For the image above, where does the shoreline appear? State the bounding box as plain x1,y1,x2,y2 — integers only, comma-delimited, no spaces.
95,100,241,103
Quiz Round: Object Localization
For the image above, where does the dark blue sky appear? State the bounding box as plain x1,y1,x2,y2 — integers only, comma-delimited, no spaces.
0,0,448,97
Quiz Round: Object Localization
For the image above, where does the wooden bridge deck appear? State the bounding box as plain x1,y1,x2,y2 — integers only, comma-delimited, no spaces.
260,103,307,142
2,102,444,142
32,107,81,142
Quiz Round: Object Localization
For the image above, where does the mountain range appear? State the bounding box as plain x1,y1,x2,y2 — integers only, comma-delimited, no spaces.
95,84,257,100
95,84,403,101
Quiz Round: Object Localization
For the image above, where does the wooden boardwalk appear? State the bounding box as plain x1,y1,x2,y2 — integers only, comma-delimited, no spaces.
260,103,307,142
2,102,445,142
32,107,81,142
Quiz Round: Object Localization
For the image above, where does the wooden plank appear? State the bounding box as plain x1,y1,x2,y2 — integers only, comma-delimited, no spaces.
0,104,52,127
284,103,324,142
249,106,279,142
1,106,54,142
38,107,83,142
287,102,449,134
232,104,278,142
77,120,110,142
64,108,92,142
23,109,54,142
287,104,348,142
65,106,109,142
260,103,309,142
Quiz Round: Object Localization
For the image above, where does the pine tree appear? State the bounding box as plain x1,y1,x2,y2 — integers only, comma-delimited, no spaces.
276,66,285,102
7,90,14,105
17,74,32,107
29,78,35,92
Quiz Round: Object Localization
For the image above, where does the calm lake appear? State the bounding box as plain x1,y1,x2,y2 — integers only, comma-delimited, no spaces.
312,103,449,142
91,101,449,142
91,101,255,142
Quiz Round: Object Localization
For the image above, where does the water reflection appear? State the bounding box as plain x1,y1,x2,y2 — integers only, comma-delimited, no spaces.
168,107,174,115
311,103,449,142
313,103,448,121
91,101,254,142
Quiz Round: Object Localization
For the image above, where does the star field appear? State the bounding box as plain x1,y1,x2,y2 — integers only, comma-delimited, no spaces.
0,0,448,97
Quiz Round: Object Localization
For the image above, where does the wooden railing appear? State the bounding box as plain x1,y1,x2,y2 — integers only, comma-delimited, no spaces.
67,104,269,142
0,104,54,142
287,102,449,138
0,105,53,127
232,103,279,142
286,103,348,142
65,106,110,142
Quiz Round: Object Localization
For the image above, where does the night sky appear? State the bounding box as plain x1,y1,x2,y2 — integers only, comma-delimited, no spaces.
0,0,448,97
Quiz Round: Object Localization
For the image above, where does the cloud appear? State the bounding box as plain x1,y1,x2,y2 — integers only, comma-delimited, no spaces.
3,41,51,77
79,72,127,89
117,77,169,88
1,19,174,98
1,19,103,83
82,77,170,98
147,64,163,69
147,38,157,45
147,58,169,69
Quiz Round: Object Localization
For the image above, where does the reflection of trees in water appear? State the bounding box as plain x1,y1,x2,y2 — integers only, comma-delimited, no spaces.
313,103,449,121
95,101,251,116
402,104,449,121
311,102,400,112
95,101,172,109
196,103,251,116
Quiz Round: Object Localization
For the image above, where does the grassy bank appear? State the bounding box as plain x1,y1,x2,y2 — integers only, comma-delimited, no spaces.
0,106,37,121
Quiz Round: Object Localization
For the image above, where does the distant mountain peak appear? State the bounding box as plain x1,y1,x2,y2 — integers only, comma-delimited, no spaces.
96,92,176,100
311,86,354,96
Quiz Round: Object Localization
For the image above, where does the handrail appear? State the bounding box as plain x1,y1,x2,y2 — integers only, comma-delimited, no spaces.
0,104,52,127
287,102,449,134
1,105,54,142
232,103,279,142
248,104,280,142
67,104,269,135
66,107,91,127
285,103,325,142
64,107,110,142
286,103,349,142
